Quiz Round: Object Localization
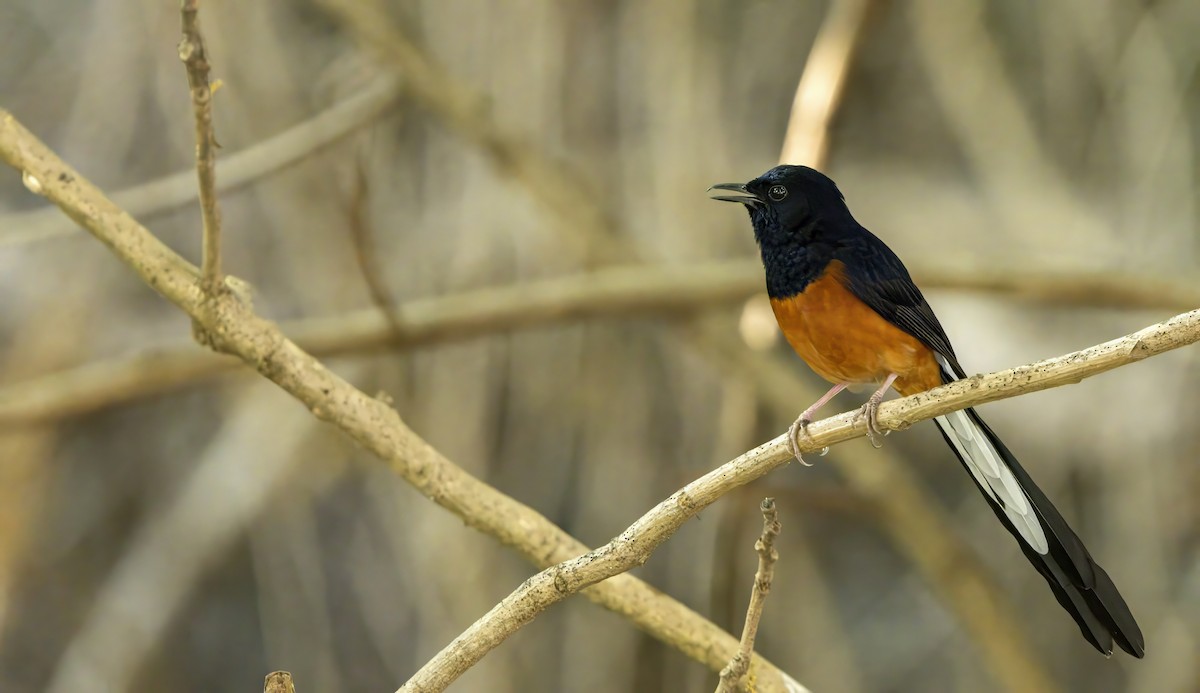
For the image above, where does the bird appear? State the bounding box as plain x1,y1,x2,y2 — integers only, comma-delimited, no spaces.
709,164,1145,658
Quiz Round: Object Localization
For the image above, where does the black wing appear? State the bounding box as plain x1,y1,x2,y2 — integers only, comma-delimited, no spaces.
834,229,965,377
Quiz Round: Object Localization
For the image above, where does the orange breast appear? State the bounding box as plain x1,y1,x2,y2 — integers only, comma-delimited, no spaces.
769,260,941,395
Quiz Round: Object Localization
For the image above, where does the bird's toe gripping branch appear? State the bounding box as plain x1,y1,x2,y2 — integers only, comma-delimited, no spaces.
854,373,899,448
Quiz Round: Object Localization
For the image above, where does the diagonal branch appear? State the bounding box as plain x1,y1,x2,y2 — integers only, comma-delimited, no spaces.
0,110,804,693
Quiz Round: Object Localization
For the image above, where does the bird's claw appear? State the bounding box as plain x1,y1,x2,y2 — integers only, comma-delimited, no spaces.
787,416,815,466
855,396,888,448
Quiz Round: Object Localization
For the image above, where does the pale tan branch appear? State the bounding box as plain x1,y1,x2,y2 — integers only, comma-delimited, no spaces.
0,110,803,693
0,262,753,428
2,260,1194,429
779,0,876,165
179,0,222,291
0,75,399,248
398,309,1199,690
716,498,782,693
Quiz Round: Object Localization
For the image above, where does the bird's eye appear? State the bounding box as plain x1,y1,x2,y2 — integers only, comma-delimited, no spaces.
768,184,788,201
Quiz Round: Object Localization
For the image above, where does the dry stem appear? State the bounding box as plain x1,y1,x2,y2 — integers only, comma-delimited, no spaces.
716,498,782,693
178,0,222,292
343,151,405,336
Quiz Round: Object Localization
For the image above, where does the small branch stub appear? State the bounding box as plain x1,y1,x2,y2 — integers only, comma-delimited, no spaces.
263,671,295,693
717,498,782,693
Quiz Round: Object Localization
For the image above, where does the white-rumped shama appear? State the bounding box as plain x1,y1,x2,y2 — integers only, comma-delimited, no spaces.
710,165,1144,658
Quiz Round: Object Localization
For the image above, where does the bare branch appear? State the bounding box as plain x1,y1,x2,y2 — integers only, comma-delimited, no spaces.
717,498,782,693
178,0,223,292
0,74,400,247
398,308,1199,690
0,109,804,693
2,260,1194,430
342,150,405,336
0,262,752,428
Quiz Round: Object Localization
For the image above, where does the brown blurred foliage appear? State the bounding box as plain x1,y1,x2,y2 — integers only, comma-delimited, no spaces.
0,1,1197,692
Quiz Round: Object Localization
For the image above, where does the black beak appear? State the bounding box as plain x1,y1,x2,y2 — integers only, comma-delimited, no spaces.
707,182,763,207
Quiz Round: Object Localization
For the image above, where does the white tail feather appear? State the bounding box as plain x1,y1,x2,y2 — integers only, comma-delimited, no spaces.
935,356,1048,555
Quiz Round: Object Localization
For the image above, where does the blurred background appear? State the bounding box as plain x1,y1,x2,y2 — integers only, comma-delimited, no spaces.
1,0,1198,691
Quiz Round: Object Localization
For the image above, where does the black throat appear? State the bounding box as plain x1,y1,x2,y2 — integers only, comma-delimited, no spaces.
750,210,836,300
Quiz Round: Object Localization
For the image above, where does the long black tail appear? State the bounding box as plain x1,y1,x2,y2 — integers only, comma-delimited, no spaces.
931,372,1144,657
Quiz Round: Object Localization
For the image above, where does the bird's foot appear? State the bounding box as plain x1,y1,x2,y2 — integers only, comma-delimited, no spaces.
853,393,890,448
787,416,829,465
786,416,813,465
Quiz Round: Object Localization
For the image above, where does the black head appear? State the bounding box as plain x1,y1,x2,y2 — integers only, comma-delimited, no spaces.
709,165,859,297
708,165,853,247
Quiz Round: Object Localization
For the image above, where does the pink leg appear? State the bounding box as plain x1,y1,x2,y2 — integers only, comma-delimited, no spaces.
855,373,898,448
787,383,848,464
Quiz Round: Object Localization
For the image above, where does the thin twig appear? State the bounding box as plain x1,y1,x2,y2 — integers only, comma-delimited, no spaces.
716,498,782,693
264,671,295,693
396,308,1199,692
343,148,405,336
2,260,1194,429
0,75,400,247
179,0,222,292
0,109,805,693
